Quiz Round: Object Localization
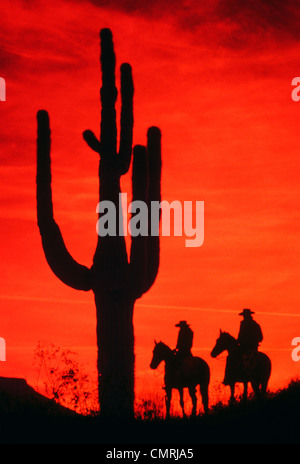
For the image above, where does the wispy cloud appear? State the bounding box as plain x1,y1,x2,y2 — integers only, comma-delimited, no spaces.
70,0,300,49
1,294,300,318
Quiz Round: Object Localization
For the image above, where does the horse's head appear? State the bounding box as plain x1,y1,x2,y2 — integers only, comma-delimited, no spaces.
150,340,171,369
211,330,236,358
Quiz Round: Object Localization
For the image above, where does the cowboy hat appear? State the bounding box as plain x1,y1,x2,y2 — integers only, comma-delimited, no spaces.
239,308,255,316
175,320,190,327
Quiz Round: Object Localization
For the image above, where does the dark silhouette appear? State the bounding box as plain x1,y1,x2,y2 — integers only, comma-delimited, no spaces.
0,377,77,417
211,330,271,403
174,320,193,360
36,28,161,419
150,341,210,418
237,308,263,352
1,377,300,443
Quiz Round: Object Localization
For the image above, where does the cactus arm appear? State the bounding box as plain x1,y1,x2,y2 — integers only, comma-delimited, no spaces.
99,28,118,159
129,127,161,298
36,110,92,291
82,130,101,154
83,36,133,177
129,144,148,298
118,63,134,175
82,28,117,160
143,127,162,293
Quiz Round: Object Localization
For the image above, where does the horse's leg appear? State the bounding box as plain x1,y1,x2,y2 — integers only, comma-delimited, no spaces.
251,380,260,399
178,388,186,418
229,383,235,403
243,381,248,401
188,386,197,416
199,382,209,415
260,377,268,396
165,387,172,419
256,357,271,398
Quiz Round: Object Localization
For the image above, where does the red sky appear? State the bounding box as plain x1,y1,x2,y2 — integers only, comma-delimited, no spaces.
1,0,300,411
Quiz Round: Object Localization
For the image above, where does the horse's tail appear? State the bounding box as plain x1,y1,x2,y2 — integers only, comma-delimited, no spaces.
257,352,271,392
195,357,210,383
195,357,210,414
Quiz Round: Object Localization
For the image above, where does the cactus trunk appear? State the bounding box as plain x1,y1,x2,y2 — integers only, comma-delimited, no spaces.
95,293,135,417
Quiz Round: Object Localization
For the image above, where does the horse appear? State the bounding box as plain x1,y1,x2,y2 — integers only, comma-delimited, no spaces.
211,330,271,403
150,341,210,418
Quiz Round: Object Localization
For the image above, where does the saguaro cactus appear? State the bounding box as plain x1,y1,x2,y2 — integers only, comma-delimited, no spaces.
36,28,161,418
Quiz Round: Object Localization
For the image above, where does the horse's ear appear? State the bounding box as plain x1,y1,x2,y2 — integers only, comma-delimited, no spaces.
220,329,223,334
154,339,157,345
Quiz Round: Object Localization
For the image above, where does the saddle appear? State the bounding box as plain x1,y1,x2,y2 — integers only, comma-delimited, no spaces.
168,351,194,386
173,350,193,367
224,349,258,385
242,349,258,374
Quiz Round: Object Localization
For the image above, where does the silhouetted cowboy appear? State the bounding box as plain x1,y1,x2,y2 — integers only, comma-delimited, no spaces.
237,308,263,377
237,309,263,352
174,321,193,360
223,309,263,385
